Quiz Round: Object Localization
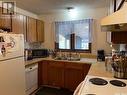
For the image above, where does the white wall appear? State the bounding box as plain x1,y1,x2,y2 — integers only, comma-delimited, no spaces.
39,7,112,55
16,7,39,19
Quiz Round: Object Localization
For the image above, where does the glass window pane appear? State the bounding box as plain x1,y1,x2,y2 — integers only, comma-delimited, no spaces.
55,19,91,51
74,22,89,50
56,22,71,49
59,34,70,49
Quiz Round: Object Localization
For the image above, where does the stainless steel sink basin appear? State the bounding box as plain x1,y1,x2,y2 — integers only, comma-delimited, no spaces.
54,57,80,61
67,58,80,61
54,57,67,60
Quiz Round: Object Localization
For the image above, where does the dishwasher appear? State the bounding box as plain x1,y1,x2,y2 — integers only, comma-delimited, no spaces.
25,63,38,95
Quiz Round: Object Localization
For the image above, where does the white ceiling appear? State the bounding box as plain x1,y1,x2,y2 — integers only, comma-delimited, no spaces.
6,0,109,15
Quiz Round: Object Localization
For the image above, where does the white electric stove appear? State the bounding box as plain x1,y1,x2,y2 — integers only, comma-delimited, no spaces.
78,75,127,95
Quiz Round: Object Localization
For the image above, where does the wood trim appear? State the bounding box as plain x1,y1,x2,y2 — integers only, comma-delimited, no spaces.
71,33,75,50
55,42,91,53
10,13,12,32
26,16,28,42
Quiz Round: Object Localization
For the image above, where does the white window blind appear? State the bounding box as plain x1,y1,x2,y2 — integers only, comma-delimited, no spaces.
55,19,93,50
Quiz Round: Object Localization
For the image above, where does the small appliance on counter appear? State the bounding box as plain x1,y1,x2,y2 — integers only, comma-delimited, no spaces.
24,49,33,60
97,50,105,61
25,49,49,60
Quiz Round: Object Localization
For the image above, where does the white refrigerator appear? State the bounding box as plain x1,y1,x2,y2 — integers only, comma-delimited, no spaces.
0,33,26,95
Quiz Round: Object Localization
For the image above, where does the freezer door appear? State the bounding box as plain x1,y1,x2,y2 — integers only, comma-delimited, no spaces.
0,57,26,95
0,33,24,61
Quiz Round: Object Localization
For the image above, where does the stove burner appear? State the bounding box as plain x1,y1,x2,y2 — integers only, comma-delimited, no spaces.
110,80,126,87
89,78,108,85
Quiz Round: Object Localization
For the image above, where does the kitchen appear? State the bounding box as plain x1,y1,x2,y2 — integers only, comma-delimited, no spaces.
0,0,127,95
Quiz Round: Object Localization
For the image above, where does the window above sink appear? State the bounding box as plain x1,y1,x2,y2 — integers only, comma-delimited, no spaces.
55,19,93,53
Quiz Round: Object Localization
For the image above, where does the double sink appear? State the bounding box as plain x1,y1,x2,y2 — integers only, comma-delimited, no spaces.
54,56,81,61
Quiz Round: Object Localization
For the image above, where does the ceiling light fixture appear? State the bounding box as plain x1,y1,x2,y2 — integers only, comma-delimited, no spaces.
66,7,74,12
66,7,78,19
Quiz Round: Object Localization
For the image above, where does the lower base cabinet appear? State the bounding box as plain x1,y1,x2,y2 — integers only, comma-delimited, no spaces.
48,61,64,87
65,63,85,91
38,60,91,91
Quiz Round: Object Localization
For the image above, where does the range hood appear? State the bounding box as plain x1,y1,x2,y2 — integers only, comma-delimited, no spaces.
101,2,127,32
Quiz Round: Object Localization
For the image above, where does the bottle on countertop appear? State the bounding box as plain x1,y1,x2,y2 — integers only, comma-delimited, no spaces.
1,45,6,56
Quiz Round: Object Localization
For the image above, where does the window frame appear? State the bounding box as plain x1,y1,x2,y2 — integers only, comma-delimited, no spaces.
55,42,91,53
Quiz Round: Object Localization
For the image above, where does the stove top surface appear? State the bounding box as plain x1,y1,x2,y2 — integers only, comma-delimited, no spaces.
89,78,108,86
79,75,127,95
110,80,126,87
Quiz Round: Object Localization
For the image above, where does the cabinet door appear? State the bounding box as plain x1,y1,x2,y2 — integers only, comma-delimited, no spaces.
111,32,127,44
47,61,64,87
38,61,64,88
12,13,27,41
27,17,37,42
38,61,48,86
37,20,44,42
40,61,48,86
64,63,84,91
0,7,11,31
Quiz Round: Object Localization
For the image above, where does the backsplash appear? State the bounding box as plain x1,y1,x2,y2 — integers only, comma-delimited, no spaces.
25,42,44,49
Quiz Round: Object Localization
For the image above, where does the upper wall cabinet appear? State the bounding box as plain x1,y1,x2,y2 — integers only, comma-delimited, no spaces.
26,17,37,42
37,20,44,42
12,13,27,41
0,7,45,43
0,7,11,31
111,32,127,44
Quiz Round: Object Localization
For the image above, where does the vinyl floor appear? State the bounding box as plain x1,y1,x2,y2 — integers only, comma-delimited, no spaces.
35,87,73,95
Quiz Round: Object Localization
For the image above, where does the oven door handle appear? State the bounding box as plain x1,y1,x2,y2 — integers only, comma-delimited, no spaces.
73,81,83,95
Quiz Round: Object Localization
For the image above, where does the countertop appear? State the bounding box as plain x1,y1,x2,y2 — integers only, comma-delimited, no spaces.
25,57,114,78
25,57,117,95
88,62,113,78
25,57,97,66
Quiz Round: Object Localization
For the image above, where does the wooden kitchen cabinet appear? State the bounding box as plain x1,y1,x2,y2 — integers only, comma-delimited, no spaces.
27,17,37,42
37,20,44,42
64,62,91,91
106,32,127,44
0,7,11,31
38,60,91,91
12,13,27,40
47,61,64,87
111,32,127,44
38,60,64,88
